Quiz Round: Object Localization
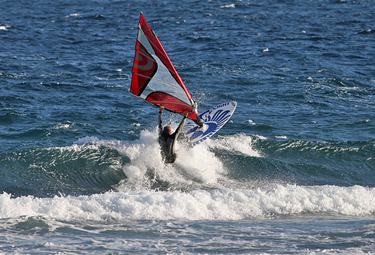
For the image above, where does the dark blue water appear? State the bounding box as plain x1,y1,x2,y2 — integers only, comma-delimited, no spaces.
1,0,374,254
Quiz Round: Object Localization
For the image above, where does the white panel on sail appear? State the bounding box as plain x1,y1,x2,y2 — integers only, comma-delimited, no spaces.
137,27,191,105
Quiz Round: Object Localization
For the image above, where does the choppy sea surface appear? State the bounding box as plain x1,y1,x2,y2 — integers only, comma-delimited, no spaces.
1,0,374,254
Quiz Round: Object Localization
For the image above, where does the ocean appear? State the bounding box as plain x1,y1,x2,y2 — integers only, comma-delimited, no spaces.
0,0,374,254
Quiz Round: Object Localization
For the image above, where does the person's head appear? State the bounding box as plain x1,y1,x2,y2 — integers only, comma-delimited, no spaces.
163,126,173,135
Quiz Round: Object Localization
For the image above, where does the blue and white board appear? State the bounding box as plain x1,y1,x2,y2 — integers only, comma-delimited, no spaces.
183,101,237,146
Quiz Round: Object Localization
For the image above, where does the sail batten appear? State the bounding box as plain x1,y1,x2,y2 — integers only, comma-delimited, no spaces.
130,13,200,123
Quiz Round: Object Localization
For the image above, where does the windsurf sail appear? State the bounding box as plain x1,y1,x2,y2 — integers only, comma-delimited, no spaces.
130,13,202,125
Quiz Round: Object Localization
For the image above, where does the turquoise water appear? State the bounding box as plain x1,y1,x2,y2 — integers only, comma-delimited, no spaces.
0,0,374,254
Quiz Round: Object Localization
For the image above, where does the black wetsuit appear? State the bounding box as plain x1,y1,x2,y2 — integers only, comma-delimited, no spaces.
158,111,186,164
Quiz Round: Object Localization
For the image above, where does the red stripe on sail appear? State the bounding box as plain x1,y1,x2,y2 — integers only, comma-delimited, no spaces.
130,41,157,96
139,14,193,104
146,92,199,121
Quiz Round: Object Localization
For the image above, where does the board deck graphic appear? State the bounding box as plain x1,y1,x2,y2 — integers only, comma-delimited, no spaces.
184,101,237,145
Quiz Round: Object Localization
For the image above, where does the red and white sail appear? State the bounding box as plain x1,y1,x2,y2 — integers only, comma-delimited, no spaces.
130,13,201,123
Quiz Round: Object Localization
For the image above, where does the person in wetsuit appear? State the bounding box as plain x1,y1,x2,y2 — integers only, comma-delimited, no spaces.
158,106,187,164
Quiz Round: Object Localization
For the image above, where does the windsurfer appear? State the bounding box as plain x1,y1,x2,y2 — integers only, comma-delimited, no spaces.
158,106,187,164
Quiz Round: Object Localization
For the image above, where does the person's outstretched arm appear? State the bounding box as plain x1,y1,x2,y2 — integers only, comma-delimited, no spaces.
158,106,164,135
170,114,187,154
174,114,187,138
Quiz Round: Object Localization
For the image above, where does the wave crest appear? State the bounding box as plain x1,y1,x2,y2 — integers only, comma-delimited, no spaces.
1,184,374,221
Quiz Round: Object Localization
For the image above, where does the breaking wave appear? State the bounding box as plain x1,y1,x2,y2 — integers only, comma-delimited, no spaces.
0,129,374,221
0,184,374,221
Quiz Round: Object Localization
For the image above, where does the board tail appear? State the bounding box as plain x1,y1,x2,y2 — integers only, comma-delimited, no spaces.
130,13,202,125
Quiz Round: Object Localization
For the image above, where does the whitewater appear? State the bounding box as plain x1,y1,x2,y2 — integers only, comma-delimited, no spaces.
1,131,374,222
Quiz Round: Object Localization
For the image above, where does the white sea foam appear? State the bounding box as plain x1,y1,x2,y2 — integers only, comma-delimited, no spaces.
247,119,256,125
115,131,262,182
74,130,227,186
53,130,262,186
0,24,10,31
2,132,375,222
21,132,374,222
206,133,262,157
275,135,288,139
120,130,226,185
1,184,374,221
66,13,80,17
53,122,72,129
220,3,235,8
278,140,360,153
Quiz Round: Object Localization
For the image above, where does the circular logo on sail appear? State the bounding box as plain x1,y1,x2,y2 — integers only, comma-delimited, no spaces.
134,42,157,72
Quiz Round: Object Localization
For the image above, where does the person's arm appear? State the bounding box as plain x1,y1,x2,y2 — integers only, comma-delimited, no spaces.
173,114,187,139
170,114,187,154
158,106,164,134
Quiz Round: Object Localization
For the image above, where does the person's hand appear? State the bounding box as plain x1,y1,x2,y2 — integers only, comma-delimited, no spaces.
159,106,164,113
184,113,188,118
